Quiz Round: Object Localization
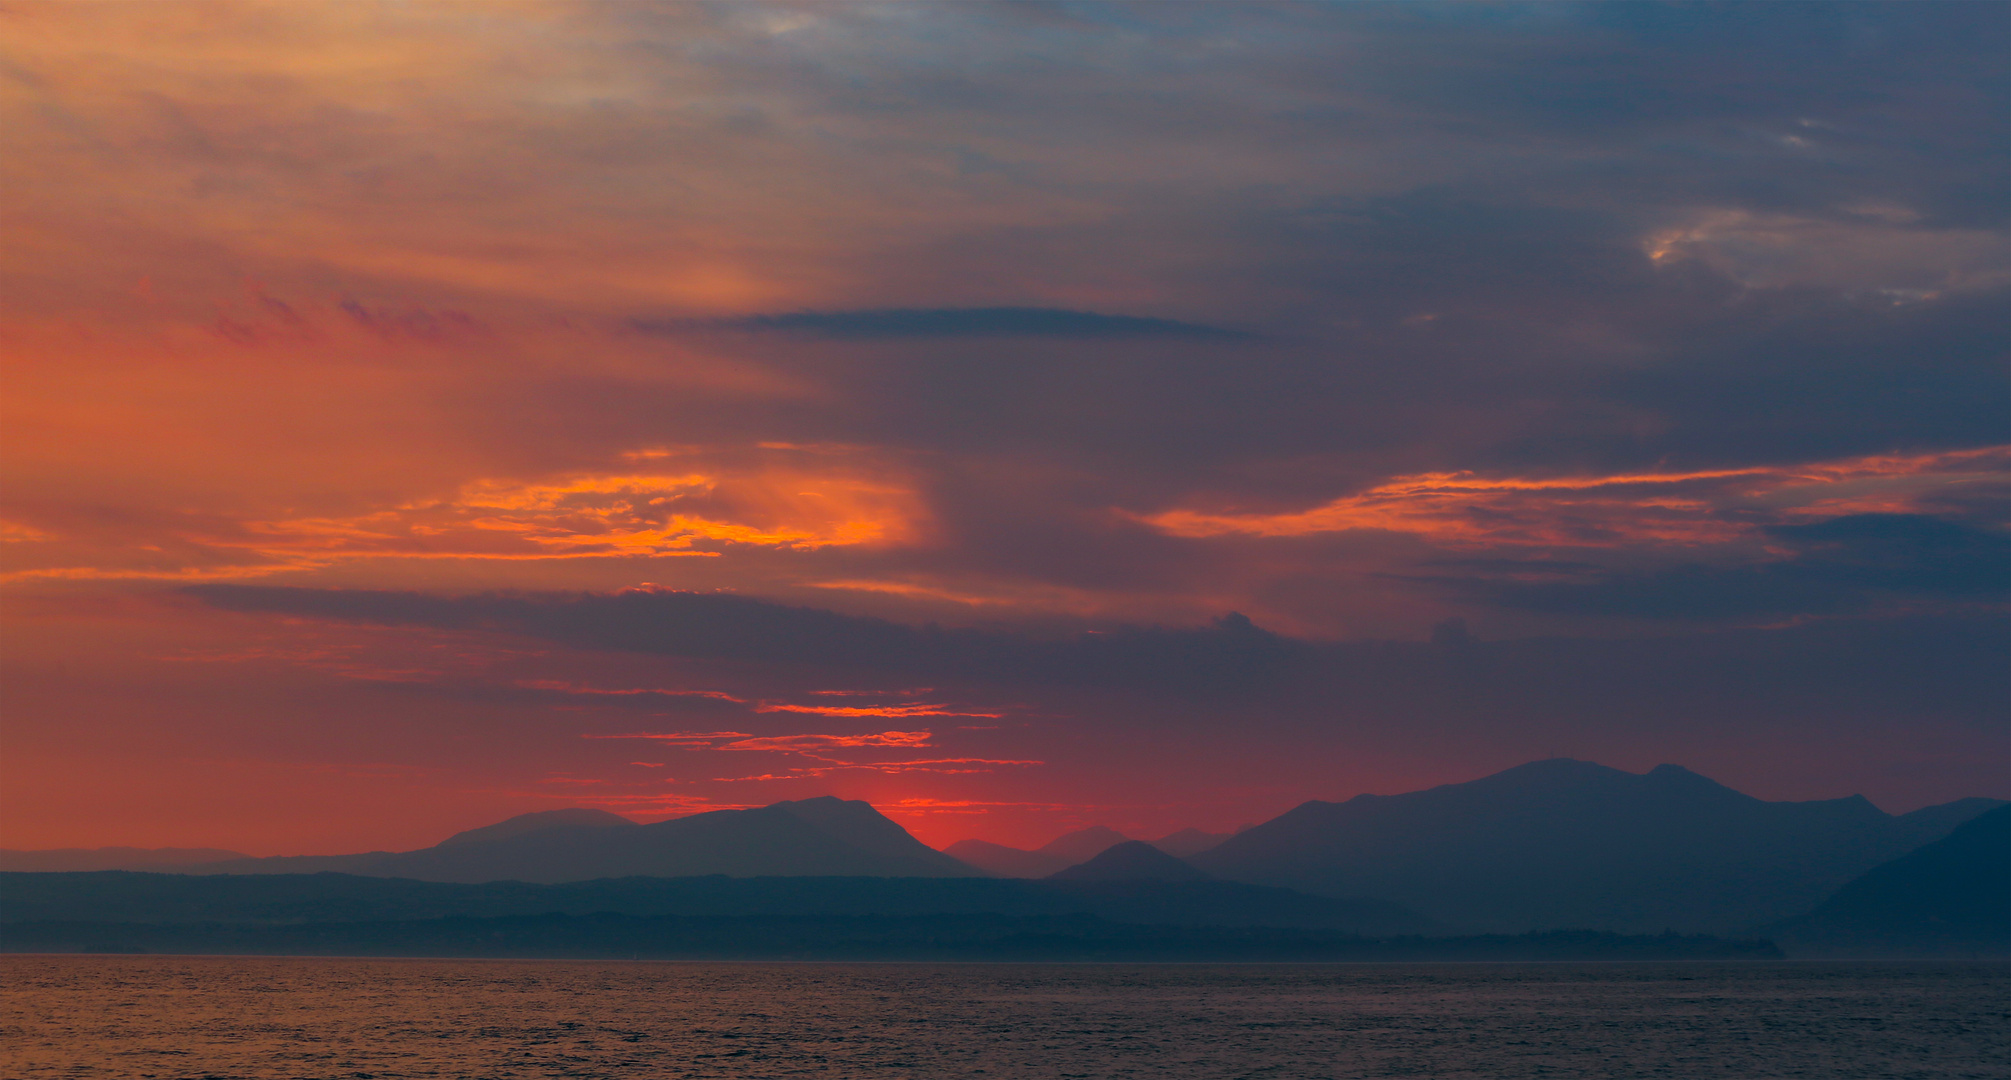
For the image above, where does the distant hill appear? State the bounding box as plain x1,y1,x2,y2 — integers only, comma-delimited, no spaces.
0,847,249,873
1039,826,1131,864
0,869,1437,935
944,825,1132,878
942,840,1066,878
184,798,979,884
1190,759,2006,934
1151,828,1233,859
1048,841,1209,882
1773,804,2011,958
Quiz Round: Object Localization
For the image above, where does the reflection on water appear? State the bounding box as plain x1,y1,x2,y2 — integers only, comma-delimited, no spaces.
3,956,2005,1078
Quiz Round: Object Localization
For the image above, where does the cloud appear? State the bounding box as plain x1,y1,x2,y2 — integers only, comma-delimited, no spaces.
588,730,936,755
489,680,998,719
1142,446,2002,563
754,702,1001,718
875,798,1086,817
1422,513,2010,621
582,728,1042,781
183,585,1297,694
9,1,2011,847
517,682,747,704
2,456,927,583
638,307,1252,340
709,758,1044,782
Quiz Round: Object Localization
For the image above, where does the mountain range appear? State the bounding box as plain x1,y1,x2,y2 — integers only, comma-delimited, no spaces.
1049,841,1212,882
1189,759,2003,933
182,797,978,884
4,758,2002,952
945,825,1234,878
1773,804,2010,958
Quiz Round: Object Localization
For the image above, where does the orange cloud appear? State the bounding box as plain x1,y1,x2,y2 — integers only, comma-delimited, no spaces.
525,681,996,719
874,798,1089,817
754,703,1003,719
720,731,936,753
585,731,759,747
519,681,748,703
710,758,1043,782
587,730,937,755
0,450,925,583
1138,447,2009,550
235,465,917,560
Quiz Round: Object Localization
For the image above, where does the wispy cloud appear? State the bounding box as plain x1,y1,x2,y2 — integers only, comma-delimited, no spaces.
755,702,1001,718
586,730,937,755
521,681,997,718
711,758,1043,782
1138,447,2011,550
637,307,1252,340
1,447,924,582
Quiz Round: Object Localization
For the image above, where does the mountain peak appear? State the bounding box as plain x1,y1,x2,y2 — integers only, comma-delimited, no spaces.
1035,826,1130,863
1504,757,1624,778
1047,840,1210,882
777,795,849,807
767,796,976,875
1192,757,1997,934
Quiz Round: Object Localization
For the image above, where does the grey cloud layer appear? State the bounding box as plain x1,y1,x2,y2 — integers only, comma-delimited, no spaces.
183,586,1294,696
1415,514,2011,621
181,585,2008,757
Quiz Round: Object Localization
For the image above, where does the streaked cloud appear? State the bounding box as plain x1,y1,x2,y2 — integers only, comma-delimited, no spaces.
589,730,937,755
640,307,1252,340
1141,447,2010,551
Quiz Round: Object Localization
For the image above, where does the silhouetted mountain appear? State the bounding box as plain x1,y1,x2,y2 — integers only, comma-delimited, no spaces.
1887,798,2008,841
1049,841,1210,882
941,826,1131,878
0,870,1436,935
0,847,248,873
1151,828,1233,859
186,798,978,884
942,840,1066,878
1773,804,2011,958
435,808,637,847
1036,826,1130,864
777,797,964,868
1190,758,2006,934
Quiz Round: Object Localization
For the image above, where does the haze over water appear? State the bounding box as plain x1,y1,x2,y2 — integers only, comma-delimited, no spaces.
6,956,2006,1079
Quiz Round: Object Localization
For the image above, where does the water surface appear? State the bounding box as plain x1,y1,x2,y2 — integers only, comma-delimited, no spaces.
4,956,2004,1078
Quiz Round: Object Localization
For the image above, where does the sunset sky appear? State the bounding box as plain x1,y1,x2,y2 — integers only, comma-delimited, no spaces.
3,1,2005,854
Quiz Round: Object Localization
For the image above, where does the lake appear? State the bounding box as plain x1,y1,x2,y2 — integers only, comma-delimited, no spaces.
3,956,2004,1078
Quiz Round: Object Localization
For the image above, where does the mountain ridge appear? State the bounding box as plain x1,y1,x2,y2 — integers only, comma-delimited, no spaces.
181,797,978,884
1772,804,2011,957
1047,841,1209,882
1190,758,2003,933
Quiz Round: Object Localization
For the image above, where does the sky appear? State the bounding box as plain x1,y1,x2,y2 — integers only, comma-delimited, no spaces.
2,1,2005,855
